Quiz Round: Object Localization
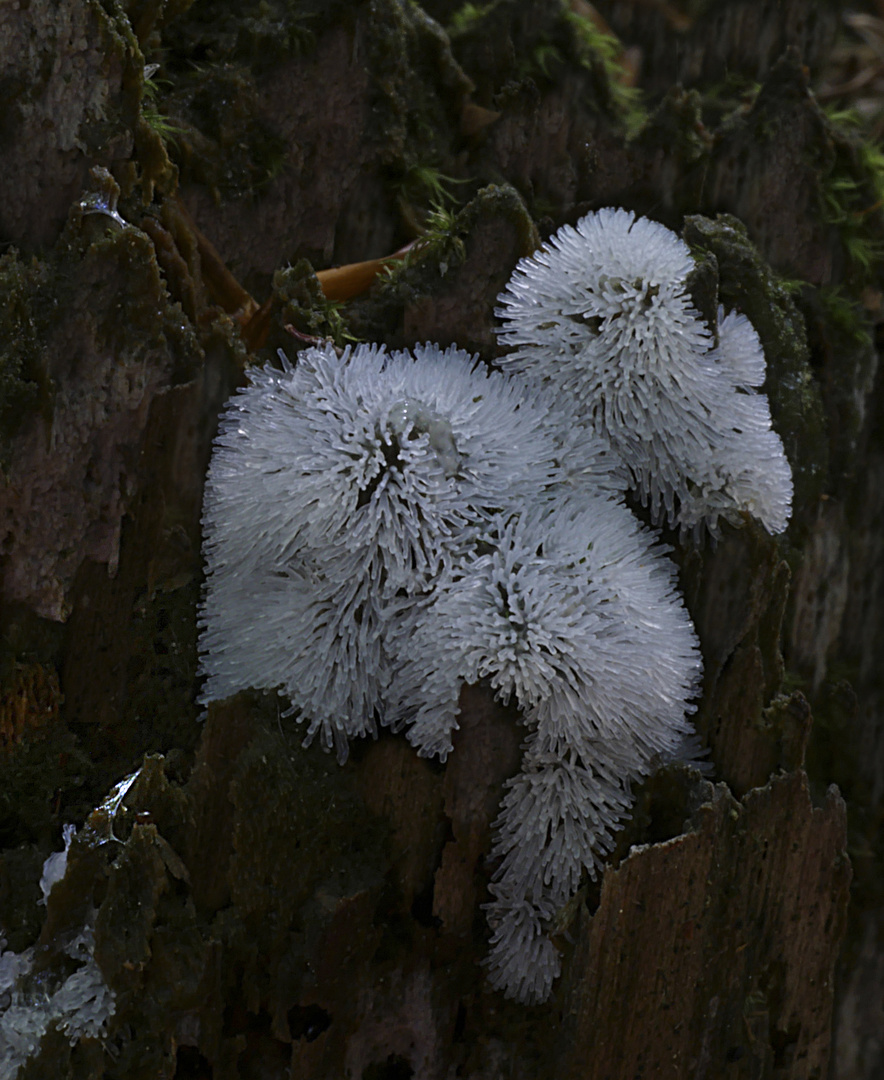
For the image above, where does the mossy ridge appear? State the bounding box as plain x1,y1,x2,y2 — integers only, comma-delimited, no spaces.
447,0,642,131
4,712,391,1076
682,213,829,535
345,182,538,347
817,106,884,282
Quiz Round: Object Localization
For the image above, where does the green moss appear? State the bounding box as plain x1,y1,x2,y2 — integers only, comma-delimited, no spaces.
448,1,498,35
276,257,351,341
350,182,537,344
160,63,288,201
682,214,829,532
140,70,185,148
695,73,761,131
395,166,471,214
366,0,472,222
449,0,642,131
383,202,468,283
816,108,884,281
562,6,645,133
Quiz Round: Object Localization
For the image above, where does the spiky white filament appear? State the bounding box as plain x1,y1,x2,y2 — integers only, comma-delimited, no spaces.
390,499,701,762
386,498,701,1002
495,207,793,538
198,342,621,763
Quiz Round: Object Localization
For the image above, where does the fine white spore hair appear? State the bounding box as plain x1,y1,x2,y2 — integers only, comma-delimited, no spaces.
390,499,701,762
198,341,620,762
495,207,793,539
674,307,793,538
483,730,637,1003
197,264,726,1005
1,926,115,1076
386,499,702,1002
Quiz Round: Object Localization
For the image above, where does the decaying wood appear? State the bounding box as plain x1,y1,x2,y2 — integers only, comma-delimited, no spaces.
0,1,878,1077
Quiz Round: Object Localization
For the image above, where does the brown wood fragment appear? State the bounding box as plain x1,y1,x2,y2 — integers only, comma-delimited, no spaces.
0,662,61,748
431,684,522,939
560,771,851,1080
173,197,259,324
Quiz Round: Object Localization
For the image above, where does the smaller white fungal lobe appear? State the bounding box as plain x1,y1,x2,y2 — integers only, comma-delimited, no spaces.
495,206,794,539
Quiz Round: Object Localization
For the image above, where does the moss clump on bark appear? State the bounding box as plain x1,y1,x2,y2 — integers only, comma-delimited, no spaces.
683,213,828,532
269,260,353,352
347,181,538,352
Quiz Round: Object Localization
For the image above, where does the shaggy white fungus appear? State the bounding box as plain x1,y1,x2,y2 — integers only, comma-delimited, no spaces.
199,206,790,1005
495,207,794,539
198,341,620,762
386,498,701,1002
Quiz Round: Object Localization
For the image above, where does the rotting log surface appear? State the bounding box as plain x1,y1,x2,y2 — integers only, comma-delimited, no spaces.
562,775,850,1080
0,1,879,1078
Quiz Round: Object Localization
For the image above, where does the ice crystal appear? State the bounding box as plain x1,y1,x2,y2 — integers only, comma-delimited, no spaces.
495,207,793,538
0,927,115,1076
39,823,76,905
198,341,619,761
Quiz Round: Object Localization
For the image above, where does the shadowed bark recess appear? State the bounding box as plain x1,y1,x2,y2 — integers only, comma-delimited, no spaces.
0,1,880,1078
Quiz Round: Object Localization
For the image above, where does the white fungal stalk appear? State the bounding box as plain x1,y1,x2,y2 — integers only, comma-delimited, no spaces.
495,207,793,539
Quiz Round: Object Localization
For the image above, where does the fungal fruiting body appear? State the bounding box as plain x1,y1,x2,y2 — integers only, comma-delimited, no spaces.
495,207,794,539
200,204,791,1007
198,341,620,763
198,339,704,1005
389,499,702,1003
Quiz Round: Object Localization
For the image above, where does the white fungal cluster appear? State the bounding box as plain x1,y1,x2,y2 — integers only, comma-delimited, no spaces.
199,342,620,762
496,207,793,539
198,207,793,1005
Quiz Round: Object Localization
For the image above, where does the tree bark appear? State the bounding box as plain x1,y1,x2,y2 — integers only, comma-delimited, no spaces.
0,2,879,1078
